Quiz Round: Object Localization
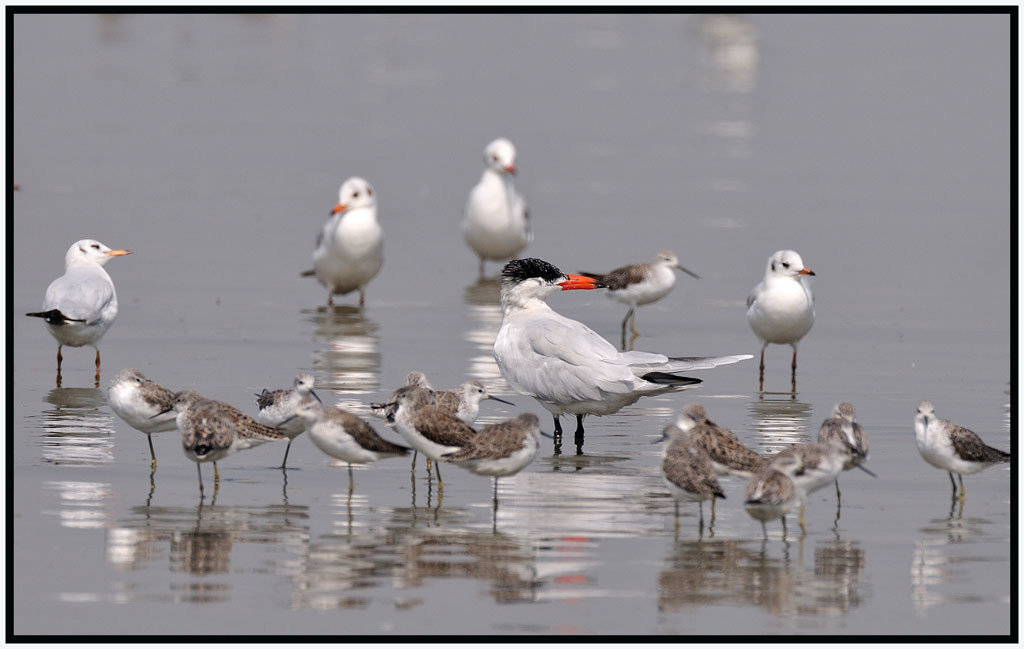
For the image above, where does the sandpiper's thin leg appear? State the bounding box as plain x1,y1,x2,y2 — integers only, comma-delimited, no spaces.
782,516,788,539
628,308,639,336
411,450,418,470
280,439,293,470
835,479,841,504
948,471,957,497
673,500,680,539
434,460,443,486
197,464,204,495
148,434,157,469
958,474,966,502
359,289,365,307
348,464,354,495
213,461,220,483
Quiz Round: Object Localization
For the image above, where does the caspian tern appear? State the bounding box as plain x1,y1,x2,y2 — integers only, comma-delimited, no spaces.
303,176,383,307
463,138,531,276
580,249,700,348
493,258,752,440
746,250,815,391
26,239,132,386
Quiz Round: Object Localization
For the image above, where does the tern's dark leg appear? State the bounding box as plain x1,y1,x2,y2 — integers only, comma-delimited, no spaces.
574,415,585,455
553,416,563,437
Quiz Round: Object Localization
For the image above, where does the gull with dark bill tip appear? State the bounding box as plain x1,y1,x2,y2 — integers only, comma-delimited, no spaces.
26,239,132,386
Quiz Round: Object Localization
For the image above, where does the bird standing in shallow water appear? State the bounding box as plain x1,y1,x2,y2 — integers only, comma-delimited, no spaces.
304,176,383,307
493,258,751,446
580,249,700,349
746,250,815,392
463,138,531,277
26,239,132,387
254,372,321,469
657,420,726,535
914,400,1009,503
107,368,177,468
816,402,870,503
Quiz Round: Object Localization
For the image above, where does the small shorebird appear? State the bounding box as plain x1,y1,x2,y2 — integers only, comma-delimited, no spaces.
744,453,804,539
771,439,874,531
434,380,513,424
388,386,477,485
580,250,700,348
370,371,434,423
674,404,766,477
816,402,870,501
163,390,287,495
26,239,132,386
914,400,1009,502
463,137,531,276
657,420,726,534
303,176,383,307
286,398,409,493
254,372,322,469
746,250,815,391
493,258,751,440
443,412,542,508
107,368,177,468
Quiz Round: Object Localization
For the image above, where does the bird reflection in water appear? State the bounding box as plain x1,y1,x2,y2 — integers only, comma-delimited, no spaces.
746,394,813,455
39,387,116,466
306,305,381,395
462,277,511,392
657,537,865,618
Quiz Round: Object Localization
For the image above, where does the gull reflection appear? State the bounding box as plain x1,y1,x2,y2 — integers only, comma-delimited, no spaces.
746,396,813,454
462,278,510,392
697,14,759,93
45,480,113,530
658,537,866,618
38,387,116,466
306,306,381,395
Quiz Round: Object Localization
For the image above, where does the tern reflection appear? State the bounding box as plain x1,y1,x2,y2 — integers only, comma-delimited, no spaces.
658,537,866,617
306,306,381,394
462,278,510,392
38,387,116,465
746,395,813,454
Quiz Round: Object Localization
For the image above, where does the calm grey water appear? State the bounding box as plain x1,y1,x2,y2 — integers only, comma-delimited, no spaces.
11,12,1012,637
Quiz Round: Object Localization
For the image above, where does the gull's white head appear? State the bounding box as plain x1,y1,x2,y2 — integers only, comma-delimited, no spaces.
331,176,376,215
65,239,132,269
484,138,517,175
499,258,604,306
764,250,814,280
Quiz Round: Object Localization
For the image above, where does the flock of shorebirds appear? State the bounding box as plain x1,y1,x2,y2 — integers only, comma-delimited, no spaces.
24,137,1010,538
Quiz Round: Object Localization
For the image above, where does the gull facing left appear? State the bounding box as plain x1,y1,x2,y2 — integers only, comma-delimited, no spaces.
493,259,752,439
26,239,132,386
303,176,383,307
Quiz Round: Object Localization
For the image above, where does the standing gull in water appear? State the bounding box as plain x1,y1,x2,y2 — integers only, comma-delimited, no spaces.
463,138,531,276
746,250,815,391
26,239,132,386
303,176,383,307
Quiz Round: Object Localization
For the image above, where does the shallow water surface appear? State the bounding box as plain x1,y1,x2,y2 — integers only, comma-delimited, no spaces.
11,12,1012,637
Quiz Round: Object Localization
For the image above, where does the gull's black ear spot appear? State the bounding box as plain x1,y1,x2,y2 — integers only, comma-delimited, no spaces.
771,262,775,272
501,258,564,283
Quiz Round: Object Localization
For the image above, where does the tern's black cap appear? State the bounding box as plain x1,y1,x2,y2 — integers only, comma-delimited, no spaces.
501,258,565,284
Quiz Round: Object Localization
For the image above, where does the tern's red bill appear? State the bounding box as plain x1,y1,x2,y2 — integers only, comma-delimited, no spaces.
558,274,605,291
